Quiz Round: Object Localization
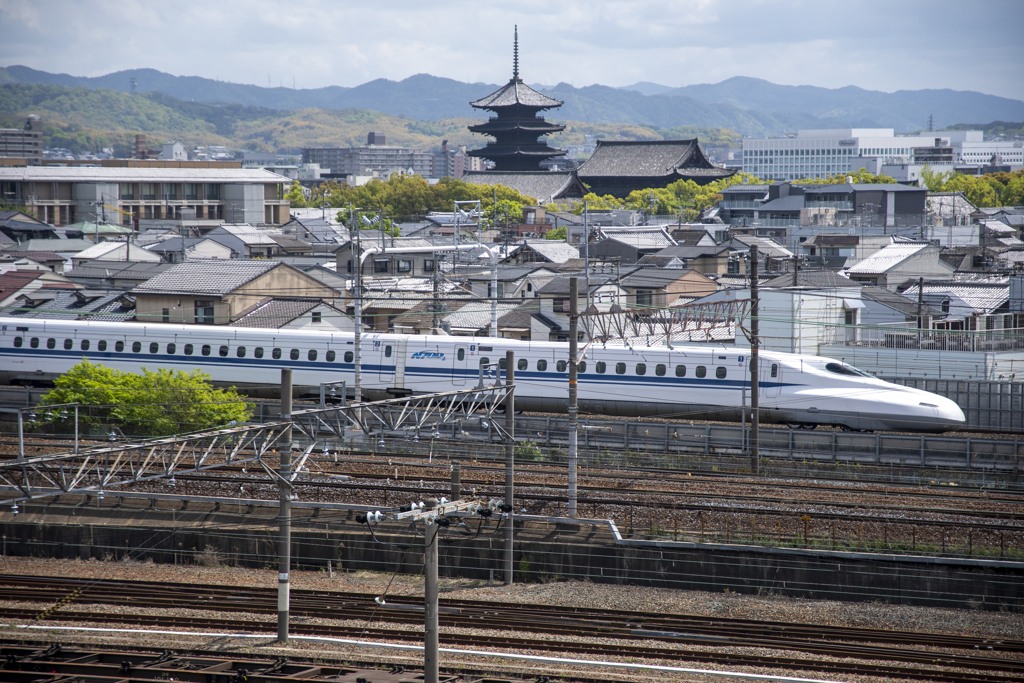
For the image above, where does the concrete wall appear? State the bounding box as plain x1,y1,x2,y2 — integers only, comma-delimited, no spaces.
3,498,1019,611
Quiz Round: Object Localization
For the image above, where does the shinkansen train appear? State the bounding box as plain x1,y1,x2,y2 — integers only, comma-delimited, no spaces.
0,317,966,432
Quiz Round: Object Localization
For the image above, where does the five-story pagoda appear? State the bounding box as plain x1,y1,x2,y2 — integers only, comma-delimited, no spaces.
467,27,566,171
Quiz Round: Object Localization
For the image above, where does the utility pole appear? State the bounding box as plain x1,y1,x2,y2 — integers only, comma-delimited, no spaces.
567,277,579,517
350,204,363,407
504,350,515,584
749,246,760,476
277,369,293,642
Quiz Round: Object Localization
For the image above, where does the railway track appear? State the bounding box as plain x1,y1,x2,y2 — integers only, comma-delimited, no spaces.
3,575,1023,682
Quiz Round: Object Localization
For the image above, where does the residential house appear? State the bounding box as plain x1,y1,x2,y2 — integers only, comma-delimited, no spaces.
204,223,278,258
0,269,78,309
588,227,677,266
130,259,339,324
1,288,136,321
499,239,579,266
637,244,733,277
71,239,163,269
618,267,718,310
845,237,956,289
144,236,234,263
229,299,356,332
534,274,626,342
463,264,559,301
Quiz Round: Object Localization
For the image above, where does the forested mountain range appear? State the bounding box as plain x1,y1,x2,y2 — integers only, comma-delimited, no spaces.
1,64,1022,156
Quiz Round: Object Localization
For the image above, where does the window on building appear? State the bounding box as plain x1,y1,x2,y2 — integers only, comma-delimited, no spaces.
311,311,322,324
373,259,389,273
397,259,412,273
195,300,214,324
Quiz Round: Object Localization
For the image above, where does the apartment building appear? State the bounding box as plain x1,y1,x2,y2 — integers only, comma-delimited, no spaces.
742,128,1023,181
0,166,291,227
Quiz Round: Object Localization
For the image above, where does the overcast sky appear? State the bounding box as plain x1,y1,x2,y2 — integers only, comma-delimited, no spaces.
2,0,1022,101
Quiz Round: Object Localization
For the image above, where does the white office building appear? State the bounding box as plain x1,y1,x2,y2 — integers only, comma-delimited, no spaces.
742,128,1023,181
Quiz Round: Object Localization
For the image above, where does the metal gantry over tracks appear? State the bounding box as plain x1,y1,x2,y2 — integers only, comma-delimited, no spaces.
0,385,513,504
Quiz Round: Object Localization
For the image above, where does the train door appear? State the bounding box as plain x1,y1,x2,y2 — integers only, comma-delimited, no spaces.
761,359,781,399
451,344,470,386
375,338,401,384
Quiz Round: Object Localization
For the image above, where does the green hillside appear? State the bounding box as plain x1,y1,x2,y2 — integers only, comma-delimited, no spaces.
0,83,740,157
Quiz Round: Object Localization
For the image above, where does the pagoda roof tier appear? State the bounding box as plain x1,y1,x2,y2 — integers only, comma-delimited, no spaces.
469,119,565,135
467,145,565,159
470,77,563,110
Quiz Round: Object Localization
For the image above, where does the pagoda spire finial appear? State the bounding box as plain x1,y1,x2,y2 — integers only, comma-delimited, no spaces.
513,25,519,80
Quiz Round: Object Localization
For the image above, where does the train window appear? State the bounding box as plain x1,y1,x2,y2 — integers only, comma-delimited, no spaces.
167,343,175,354
577,361,587,373
655,363,666,376
457,348,465,361
308,350,317,361
616,362,626,375
183,344,193,355
636,363,646,375
80,340,90,351
290,349,299,361
384,345,392,358
98,340,106,352
696,366,707,378
771,363,779,378
344,351,353,363
675,364,686,377
480,357,490,370
13,336,23,348
595,361,606,374
498,357,507,369
30,337,39,348
254,347,264,359
517,358,528,371
132,342,141,353
219,345,229,357
824,362,870,377
326,350,335,362
47,338,56,349
114,341,124,352
716,366,727,379
556,360,567,372
149,342,159,354
237,347,246,358
272,348,282,360
201,345,211,356
63,338,72,350
537,359,548,371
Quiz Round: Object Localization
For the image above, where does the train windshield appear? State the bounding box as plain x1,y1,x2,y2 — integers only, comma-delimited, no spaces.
824,361,874,378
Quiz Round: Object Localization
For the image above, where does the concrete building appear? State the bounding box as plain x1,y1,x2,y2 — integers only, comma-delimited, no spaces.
302,133,436,178
742,128,1024,181
0,116,43,164
0,166,291,227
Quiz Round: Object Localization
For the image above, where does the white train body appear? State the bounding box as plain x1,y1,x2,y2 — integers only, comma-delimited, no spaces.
0,317,965,432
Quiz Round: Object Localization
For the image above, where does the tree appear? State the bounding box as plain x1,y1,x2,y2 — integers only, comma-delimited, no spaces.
944,174,998,207
283,179,307,208
38,359,253,437
545,225,567,241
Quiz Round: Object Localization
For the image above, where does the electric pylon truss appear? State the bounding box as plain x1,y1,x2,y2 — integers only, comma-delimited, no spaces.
1,386,513,503
290,384,514,447
0,423,288,502
581,299,752,346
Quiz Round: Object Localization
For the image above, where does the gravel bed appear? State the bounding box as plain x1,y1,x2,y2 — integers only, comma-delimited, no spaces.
1,556,1021,683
